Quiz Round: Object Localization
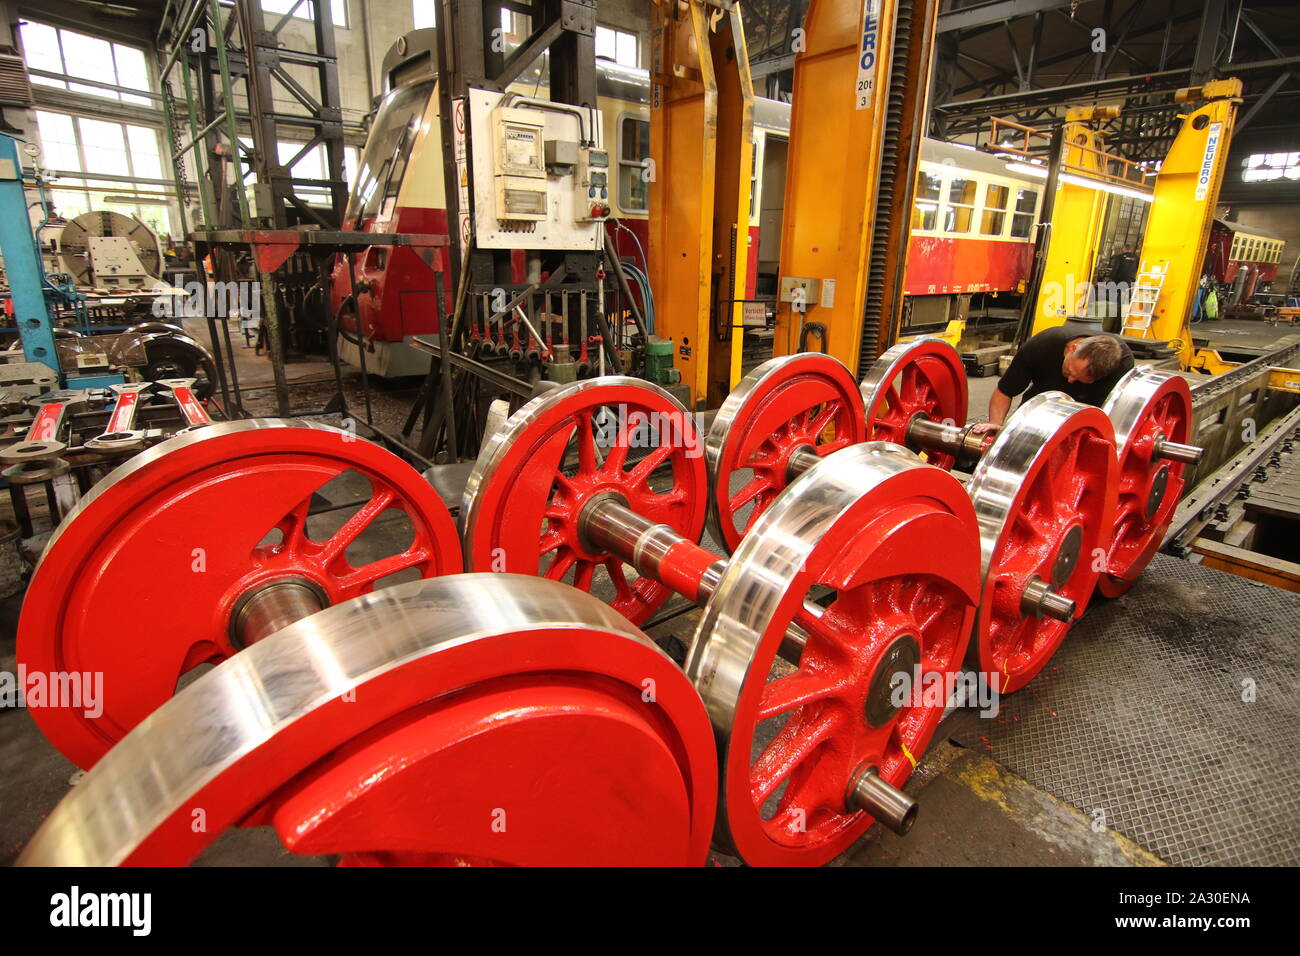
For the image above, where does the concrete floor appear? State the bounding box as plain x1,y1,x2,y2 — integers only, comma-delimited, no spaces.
0,324,1174,866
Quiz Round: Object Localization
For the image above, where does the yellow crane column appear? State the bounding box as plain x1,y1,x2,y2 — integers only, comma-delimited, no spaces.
1126,79,1243,369
1031,110,1114,334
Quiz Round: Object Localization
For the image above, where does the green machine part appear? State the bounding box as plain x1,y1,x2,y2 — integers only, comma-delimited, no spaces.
645,335,680,387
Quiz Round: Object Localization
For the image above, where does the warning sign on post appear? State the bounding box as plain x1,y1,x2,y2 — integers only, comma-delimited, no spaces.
855,0,880,110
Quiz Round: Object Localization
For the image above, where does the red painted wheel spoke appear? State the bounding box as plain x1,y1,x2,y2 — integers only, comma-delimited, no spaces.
741,491,776,534
730,475,772,513
335,546,431,591
539,530,564,556
604,558,635,603
319,488,397,564
275,496,312,553
574,410,598,475
602,420,632,473
546,548,577,582
757,670,841,721
806,403,838,440
792,605,854,654
750,708,841,807
628,444,673,486
573,560,596,592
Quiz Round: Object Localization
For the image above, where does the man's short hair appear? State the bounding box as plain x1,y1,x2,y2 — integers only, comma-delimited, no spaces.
1073,335,1125,379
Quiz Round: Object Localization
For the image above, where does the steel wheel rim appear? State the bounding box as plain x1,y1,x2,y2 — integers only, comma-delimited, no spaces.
19,576,718,867
688,442,982,865
966,393,1118,693
705,353,867,554
18,419,462,769
462,377,708,625
859,337,968,469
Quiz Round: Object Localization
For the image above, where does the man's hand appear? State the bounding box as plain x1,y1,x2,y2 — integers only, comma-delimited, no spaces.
969,422,1000,436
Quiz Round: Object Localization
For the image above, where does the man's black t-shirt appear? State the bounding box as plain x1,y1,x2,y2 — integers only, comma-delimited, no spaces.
997,325,1135,407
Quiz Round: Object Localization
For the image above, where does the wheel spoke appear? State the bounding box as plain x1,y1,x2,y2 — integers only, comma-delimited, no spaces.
628,444,673,485
575,410,597,475
320,488,397,564
336,546,430,591
757,670,841,721
546,548,577,582
604,558,634,602
806,403,837,440
751,709,840,806
729,475,771,513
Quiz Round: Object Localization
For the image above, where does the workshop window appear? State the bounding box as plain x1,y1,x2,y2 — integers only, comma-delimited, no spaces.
254,0,349,28
19,21,153,105
596,26,640,69
911,171,941,231
944,177,977,233
618,116,650,212
33,109,175,239
412,0,436,29
1010,187,1037,238
1241,151,1300,183
980,183,1009,236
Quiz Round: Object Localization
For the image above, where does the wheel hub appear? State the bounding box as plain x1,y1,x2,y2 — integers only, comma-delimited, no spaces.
863,633,921,728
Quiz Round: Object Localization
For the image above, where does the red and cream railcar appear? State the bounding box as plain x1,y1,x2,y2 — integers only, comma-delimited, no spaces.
330,60,652,376
1205,219,1286,304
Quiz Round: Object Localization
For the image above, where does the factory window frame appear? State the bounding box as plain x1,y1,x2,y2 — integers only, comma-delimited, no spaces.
944,177,977,233
596,26,640,69
244,0,350,29
618,114,650,213
411,1,437,29
1010,187,1037,239
33,109,175,239
980,183,1009,236
18,21,153,105
1241,151,1300,183
911,170,941,231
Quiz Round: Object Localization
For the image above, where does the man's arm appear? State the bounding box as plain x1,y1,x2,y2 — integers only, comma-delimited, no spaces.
987,388,1013,427
971,346,1033,433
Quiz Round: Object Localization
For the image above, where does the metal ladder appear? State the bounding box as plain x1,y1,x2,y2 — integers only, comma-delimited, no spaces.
1122,269,1166,336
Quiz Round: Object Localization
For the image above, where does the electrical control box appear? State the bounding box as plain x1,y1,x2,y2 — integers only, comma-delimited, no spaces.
469,88,605,251
491,107,547,223
575,148,611,222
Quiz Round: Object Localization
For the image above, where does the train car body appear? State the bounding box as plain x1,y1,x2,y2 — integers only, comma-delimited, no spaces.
1205,219,1285,305
333,53,1042,375
330,60,650,377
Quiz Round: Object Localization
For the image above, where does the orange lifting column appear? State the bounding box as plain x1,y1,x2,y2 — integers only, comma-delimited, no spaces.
648,0,754,410
773,0,897,370
1129,79,1242,368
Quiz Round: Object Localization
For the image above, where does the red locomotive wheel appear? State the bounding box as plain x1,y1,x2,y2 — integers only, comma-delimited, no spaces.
705,353,867,553
967,394,1118,694
19,420,462,770
462,378,708,625
688,443,982,865
1098,370,1194,597
19,577,718,867
859,338,968,469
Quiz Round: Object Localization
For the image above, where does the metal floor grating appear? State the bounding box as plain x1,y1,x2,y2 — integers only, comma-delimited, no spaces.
949,553,1300,866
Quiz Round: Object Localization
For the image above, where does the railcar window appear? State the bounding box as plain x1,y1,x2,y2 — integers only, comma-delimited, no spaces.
618,116,650,212
1011,187,1037,238
345,79,434,227
945,178,977,233
912,171,941,230
981,183,1009,236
